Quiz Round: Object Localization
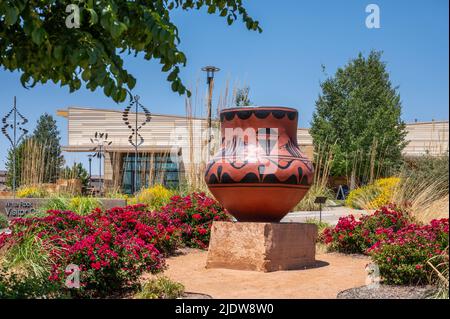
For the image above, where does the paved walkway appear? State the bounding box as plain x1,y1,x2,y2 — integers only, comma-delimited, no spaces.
282,206,371,225
148,249,370,299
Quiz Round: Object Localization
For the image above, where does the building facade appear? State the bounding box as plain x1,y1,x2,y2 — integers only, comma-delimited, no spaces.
58,107,448,193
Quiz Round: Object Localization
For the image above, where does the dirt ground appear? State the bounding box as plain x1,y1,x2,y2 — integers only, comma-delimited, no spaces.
148,249,371,299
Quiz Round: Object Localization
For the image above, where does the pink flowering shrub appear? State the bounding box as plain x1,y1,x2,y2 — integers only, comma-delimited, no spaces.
160,192,231,249
0,193,228,298
321,205,449,285
321,205,410,253
0,207,167,297
368,218,449,285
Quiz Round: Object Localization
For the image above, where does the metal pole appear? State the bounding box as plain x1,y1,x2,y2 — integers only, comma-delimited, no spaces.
99,145,102,194
134,96,138,194
207,77,214,160
12,96,16,199
88,156,92,187
319,203,322,223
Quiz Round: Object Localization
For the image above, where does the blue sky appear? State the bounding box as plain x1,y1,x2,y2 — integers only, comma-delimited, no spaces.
0,0,448,171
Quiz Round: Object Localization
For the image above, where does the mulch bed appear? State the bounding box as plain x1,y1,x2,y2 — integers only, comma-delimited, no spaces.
337,285,437,299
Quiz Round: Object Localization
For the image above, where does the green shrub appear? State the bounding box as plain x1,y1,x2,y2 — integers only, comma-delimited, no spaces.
305,217,330,234
0,226,65,299
294,184,334,211
135,276,184,299
0,214,8,229
402,155,449,191
0,268,67,299
427,251,449,299
391,155,449,223
40,196,103,215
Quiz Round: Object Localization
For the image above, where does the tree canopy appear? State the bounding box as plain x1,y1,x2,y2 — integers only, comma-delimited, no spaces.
310,51,408,181
32,113,64,183
0,1,261,102
5,113,64,187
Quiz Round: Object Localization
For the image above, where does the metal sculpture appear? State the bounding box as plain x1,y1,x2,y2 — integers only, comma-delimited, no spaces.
1,97,28,197
122,95,152,194
90,132,112,193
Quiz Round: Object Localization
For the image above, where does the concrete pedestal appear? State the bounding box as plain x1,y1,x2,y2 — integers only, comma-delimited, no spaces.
206,221,318,272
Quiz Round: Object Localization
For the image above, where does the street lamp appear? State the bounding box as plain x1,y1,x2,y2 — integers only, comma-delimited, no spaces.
87,154,93,187
201,66,220,158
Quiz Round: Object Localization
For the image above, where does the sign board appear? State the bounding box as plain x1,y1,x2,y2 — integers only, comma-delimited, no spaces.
314,196,327,204
0,198,45,219
0,198,127,219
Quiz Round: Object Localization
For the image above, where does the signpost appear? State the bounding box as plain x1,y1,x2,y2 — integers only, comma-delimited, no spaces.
314,196,327,223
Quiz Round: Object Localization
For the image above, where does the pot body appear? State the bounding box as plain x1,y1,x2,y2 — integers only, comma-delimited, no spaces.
205,106,314,222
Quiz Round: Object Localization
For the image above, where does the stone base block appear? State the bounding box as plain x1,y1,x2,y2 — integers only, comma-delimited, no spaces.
206,221,318,272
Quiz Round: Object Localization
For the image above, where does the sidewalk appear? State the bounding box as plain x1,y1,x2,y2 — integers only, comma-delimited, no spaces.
282,206,372,225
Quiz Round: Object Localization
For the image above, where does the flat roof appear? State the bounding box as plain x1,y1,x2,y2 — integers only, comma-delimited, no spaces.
57,106,209,121
57,106,449,127
62,145,181,153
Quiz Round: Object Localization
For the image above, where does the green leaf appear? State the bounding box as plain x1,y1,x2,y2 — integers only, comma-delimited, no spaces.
227,15,233,25
5,6,19,25
88,51,97,65
31,28,45,45
127,74,136,89
177,85,185,95
161,64,172,72
53,46,63,61
20,73,29,88
118,88,127,102
171,81,179,92
207,5,216,14
103,80,113,96
167,68,179,81
82,68,91,81
111,22,128,38
87,8,98,25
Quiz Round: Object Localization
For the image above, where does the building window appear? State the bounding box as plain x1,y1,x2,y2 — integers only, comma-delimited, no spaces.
121,153,179,194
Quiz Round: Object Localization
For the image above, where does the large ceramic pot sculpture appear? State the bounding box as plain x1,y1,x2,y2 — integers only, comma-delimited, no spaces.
205,106,314,222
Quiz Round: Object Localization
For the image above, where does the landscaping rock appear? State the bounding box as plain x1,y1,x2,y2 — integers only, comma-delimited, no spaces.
337,285,437,299
181,292,213,299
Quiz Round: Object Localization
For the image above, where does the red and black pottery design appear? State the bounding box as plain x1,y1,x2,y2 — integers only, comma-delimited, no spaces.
205,106,314,222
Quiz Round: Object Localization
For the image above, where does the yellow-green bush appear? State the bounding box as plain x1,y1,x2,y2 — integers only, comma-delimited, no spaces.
16,185,49,198
39,196,103,216
345,177,400,209
129,185,174,210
